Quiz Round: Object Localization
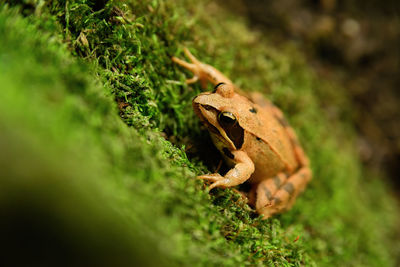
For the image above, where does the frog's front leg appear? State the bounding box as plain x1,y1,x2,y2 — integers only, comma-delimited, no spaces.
199,151,254,190
172,48,233,89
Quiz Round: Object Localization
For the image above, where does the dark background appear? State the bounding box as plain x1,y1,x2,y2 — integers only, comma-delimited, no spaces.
220,0,400,191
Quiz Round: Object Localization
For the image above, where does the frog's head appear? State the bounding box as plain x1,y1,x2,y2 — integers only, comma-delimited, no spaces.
192,83,244,150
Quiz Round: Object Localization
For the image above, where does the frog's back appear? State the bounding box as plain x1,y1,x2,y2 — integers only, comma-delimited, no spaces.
237,96,298,183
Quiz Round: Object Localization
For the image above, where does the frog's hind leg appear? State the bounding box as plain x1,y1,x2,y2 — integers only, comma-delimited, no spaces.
171,48,200,78
254,168,311,219
172,47,233,89
249,92,312,218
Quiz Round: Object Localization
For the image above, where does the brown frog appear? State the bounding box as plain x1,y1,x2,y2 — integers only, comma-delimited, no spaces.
172,48,312,219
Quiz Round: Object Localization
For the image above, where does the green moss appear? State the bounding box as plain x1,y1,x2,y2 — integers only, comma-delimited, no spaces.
0,0,399,266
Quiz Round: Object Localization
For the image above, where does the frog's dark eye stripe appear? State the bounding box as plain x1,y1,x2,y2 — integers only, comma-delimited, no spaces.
213,82,225,93
218,111,244,149
222,147,234,159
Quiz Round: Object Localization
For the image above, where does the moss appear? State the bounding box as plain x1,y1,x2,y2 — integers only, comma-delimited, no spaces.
0,0,399,266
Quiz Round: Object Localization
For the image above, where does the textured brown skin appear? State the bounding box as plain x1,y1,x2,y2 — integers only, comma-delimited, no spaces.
172,48,312,219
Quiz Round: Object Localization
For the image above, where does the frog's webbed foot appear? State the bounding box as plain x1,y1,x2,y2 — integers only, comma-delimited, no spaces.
172,47,233,89
172,48,206,88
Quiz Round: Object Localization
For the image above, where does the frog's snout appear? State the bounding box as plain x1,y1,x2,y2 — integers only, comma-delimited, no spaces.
191,92,211,105
192,95,199,102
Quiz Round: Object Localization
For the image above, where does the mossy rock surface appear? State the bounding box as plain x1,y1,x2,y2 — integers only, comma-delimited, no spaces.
0,1,399,266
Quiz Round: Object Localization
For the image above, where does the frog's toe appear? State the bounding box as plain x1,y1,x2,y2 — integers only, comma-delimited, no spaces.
198,174,234,190
172,56,196,72
197,173,222,182
183,47,201,64
208,179,231,190
185,75,199,84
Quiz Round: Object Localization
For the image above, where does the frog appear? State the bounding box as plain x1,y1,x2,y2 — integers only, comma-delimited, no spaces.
172,48,312,219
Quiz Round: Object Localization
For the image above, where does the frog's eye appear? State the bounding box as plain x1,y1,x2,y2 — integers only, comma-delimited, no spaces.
218,111,237,126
